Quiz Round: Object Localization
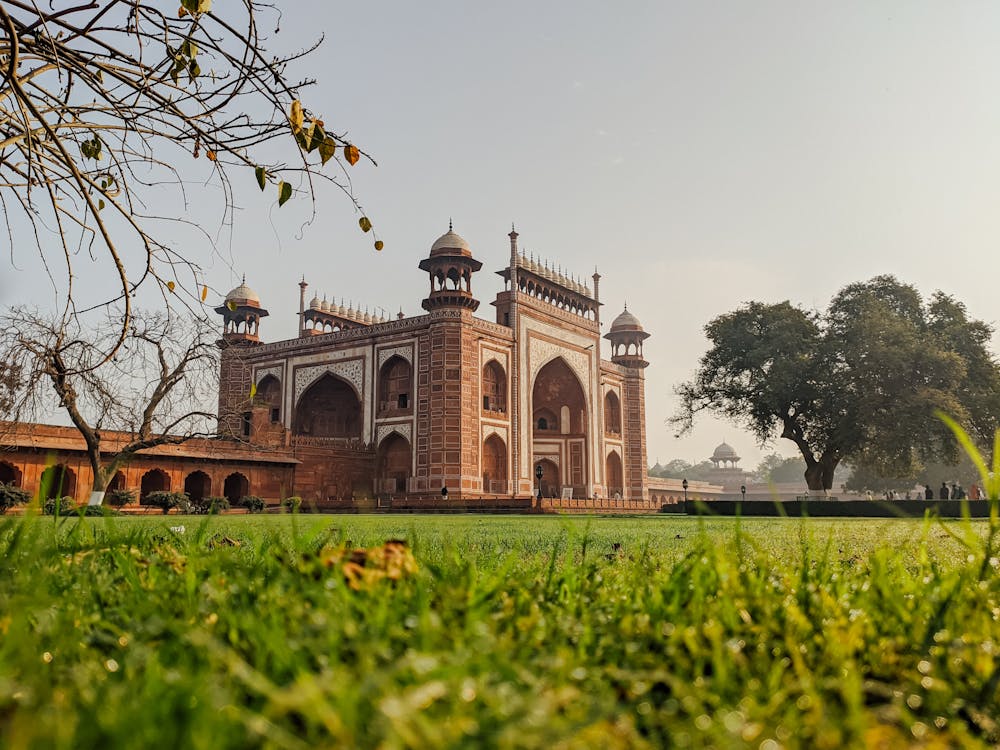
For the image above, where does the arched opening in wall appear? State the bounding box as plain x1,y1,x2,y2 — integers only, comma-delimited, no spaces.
535,458,560,498
184,471,212,503
107,471,126,492
293,374,362,439
482,435,507,494
604,391,622,435
39,464,77,500
224,473,249,505
0,461,21,487
482,360,506,413
378,356,412,414
532,357,589,493
139,469,169,504
606,451,624,499
256,375,282,423
376,433,411,494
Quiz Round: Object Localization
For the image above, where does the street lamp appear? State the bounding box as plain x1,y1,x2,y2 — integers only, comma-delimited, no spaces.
535,463,543,501
740,484,746,502
682,478,688,504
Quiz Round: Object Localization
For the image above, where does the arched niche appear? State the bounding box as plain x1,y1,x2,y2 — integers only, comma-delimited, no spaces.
223,472,249,504
606,451,624,498
532,358,587,435
534,458,559,498
377,432,411,493
256,375,282,423
0,461,21,487
140,468,169,503
482,434,507,493
184,471,212,503
482,359,507,413
40,464,76,500
378,356,412,414
294,373,362,439
604,390,622,435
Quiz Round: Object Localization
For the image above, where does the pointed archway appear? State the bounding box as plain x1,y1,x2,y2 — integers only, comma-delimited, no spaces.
293,373,362,438
0,461,21,487
482,434,507,493
606,451,624,498
532,357,588,496
223,472,249,505
140,469,170,504
40,464,76,500
184,471,212,503
376,432,411,494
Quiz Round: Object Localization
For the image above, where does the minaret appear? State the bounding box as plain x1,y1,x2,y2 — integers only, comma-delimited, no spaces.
214,277,269,438
604,306,650,501
298,276,308,338
508,223,521,497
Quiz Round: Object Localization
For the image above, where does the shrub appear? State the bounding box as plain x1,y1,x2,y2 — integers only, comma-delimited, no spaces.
0,483,31,511
241,495,265,514
43,496,76,515
282,496,302,512
192,496,230,515
145,491,189,515
106,488,136,507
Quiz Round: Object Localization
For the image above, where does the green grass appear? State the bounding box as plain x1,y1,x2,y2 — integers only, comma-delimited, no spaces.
1,513,998,748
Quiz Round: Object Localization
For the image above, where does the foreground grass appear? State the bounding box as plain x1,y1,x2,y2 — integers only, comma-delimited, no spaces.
1,514,998,748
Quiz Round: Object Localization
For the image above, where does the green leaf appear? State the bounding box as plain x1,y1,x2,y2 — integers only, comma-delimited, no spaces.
278,181,292,206
318,136,337,165
255,166,266,191
98,199,105,211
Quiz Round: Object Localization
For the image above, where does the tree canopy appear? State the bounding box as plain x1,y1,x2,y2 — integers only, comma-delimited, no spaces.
0,0,377,365
674,276,1000,491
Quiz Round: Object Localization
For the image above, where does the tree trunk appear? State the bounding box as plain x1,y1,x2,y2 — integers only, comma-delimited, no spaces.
803,455,840,493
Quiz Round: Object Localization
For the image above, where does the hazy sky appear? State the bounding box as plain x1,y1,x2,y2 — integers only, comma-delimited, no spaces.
6,2,1000,470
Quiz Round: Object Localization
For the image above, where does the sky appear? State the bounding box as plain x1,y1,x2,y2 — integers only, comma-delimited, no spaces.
6,1,1000,470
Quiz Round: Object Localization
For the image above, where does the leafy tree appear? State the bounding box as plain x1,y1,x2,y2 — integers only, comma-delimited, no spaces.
1,309,217,505
755,454,807,483
674,276,1000,492
0,1,378,362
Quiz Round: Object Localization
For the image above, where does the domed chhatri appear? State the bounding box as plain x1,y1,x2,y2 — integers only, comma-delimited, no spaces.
604,305,650,368
224,277,261,308
711,441,740,463
430,228,473,258
419,221,483,312
609,308,644,333
215,275,269,343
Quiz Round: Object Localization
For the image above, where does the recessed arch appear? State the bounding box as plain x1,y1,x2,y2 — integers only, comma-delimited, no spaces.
606,451,624,499
377,432,411,493
604,390,622,435
482,434,507,493
294,372,362,438
140,468,169,503
378,355,412,414
534,458,559,498
482,359,506,412
256,375,282,422
0,461,21,487
40,464,76,500
223,472,249,504
184,470,212,503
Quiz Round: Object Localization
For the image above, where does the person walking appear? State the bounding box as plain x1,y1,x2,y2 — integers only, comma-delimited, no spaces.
924,484,934,500
940,482,950,500
970,483,981,501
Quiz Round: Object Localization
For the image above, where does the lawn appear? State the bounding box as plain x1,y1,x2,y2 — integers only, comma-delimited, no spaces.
1,513,997,748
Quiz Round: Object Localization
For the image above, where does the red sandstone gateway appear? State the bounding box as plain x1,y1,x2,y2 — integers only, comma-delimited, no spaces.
2,226,689,512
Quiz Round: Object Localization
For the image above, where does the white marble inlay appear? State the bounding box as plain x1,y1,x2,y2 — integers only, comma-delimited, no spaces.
376,423,412,446
254,365,283,385
377,344,413,369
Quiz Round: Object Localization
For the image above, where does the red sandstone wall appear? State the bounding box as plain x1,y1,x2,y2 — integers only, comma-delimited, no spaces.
621,371,648,501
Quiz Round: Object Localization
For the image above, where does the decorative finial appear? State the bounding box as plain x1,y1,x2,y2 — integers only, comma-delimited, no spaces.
512,222,516,232
241,273,246,285
449,217,453,232
624,300,628,311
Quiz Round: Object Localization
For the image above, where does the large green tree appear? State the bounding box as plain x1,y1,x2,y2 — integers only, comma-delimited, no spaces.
674,276,1000,492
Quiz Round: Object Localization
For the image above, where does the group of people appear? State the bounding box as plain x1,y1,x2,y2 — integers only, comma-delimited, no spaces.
863,482,983,501
925,482,981,500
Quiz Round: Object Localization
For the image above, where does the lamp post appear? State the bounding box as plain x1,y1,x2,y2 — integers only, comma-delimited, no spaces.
535,463,543,501
682,478,688,504
740,484,746,502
